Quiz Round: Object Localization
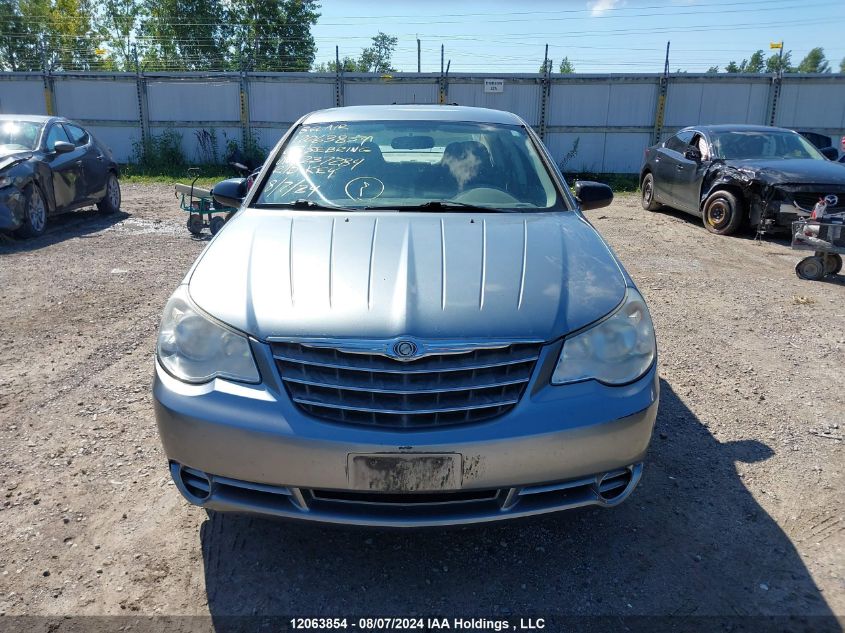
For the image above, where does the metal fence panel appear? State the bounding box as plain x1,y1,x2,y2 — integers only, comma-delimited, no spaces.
665,79,770,126
1,71,842,172
54,78,137,121
776,78,845,130
0,78,47,115
87,125,137,161
447,80,540,125
547,131,652,173
546,132,606,172
249,79,335,125
147,79,240,122
605,82,658,126
344,80,438,106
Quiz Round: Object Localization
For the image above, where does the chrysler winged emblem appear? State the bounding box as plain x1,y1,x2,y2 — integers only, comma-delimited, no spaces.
392,340,418,360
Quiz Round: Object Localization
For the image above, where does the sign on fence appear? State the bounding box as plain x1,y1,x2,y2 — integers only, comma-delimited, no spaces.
483,79,504,94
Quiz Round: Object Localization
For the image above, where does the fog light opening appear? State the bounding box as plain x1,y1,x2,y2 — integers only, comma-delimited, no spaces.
173,463,213,503
596,468,633,503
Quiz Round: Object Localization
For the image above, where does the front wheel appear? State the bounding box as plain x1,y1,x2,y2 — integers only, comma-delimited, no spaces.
640,173,661,211
97,173,121,214
702,190,744,235
15,185,47,238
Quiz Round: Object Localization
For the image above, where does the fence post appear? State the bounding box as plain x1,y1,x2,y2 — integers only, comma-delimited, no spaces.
335,46,344,107
652,42,670,145
538,45,551,142
239,69,251,148
439,45,446,104
133,45,149,160
767,74,782,126
40,40,56,116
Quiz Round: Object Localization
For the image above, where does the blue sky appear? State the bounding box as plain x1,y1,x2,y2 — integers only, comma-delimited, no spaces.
311,0,845,74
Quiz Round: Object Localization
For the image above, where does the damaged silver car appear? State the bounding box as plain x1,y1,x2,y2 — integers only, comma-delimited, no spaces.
641,124,845,235
153,105,659,527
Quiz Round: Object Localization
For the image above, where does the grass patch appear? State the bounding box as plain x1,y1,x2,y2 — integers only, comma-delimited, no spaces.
566,173,640,193
119,164,233,188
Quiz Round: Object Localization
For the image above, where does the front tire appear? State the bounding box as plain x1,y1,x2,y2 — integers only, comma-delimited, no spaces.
702,190,744,235
640,173,661,211
15,185,47,238
97,173,121,214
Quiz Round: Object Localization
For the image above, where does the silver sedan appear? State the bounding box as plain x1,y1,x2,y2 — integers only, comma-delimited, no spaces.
153,105,658,527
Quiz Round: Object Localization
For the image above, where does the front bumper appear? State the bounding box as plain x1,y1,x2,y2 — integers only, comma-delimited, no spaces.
153,340,659,527
0,187,25,231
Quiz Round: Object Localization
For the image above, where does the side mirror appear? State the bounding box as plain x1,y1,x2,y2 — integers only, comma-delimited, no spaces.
212,178,248,208
684,146,702,162
574,181,613,211
820,146,838,160
53,141,75,154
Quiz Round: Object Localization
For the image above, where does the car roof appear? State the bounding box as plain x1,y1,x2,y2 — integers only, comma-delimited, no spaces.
682,124,799,134
302,105,526,125
0,114,63,125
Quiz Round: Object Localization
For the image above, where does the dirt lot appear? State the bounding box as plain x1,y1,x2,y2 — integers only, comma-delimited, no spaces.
0,184,842,628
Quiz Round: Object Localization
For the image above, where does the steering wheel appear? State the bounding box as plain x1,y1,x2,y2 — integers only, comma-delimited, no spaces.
453,186,520,205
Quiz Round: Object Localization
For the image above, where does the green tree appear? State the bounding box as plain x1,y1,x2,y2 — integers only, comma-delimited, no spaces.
139,0,226,71
95,0,143,71
0,0,38,70
19,0,102,71
766,50,792,74
840,57,845,73
746,50,765,73
313,56,359,73
228,0,320,71
796,47,830,73
358,32,397,73
725,50,765,74
558,57,574,74
706,66,719,73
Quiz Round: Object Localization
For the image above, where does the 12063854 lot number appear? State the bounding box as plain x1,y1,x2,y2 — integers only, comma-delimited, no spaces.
290,618,349,629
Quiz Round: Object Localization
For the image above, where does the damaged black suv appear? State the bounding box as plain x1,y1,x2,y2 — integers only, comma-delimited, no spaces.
640,124,845,235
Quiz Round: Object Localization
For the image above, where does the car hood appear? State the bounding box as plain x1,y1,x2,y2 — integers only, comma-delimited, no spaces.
725,158,845,184
187,210,627,342
0,150,33,171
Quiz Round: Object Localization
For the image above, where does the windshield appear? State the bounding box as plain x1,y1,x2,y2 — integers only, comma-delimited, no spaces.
254,120,562,210
710,130,824,161
0,120,42,152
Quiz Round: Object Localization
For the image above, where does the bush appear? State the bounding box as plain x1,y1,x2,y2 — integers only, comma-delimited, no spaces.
223,129,267,169
194,128,219,164
132,129,186,170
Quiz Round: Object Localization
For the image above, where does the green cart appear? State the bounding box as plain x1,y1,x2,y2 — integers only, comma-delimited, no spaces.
175,168,236,236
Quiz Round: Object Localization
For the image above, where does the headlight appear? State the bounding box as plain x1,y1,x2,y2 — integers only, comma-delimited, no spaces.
156,285,260,384
552,288,655,386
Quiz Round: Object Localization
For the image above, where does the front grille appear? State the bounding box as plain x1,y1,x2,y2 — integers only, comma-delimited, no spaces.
272,342,542,429
791,191,845,212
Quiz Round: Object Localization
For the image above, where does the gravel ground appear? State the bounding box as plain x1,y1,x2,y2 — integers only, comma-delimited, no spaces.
0,184,842,628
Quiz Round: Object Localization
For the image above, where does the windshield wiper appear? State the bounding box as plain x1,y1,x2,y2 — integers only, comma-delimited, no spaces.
367,200,509,213
266,199,358,212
